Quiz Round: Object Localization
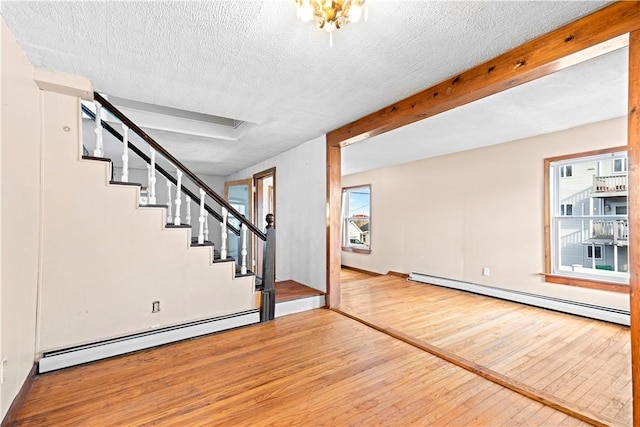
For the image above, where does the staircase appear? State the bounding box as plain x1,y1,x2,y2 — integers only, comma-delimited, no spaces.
36,90,276,372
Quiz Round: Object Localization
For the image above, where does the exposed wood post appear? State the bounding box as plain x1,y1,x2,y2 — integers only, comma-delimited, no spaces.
174,170,183,226
121,124,129,182
628,28,640,427
326,142,341,308
325,5,640,417
93,100,103,157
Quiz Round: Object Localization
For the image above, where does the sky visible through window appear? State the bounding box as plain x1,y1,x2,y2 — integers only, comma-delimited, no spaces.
349,188,370,217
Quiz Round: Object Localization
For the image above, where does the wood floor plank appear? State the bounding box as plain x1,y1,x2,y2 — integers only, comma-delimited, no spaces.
339,268,632,426
12,308,585,426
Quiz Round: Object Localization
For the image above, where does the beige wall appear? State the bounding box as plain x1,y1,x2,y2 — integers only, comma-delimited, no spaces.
112,166,226,249
38,91,257,352
0,19,41,418
0,24,260,420
342,117,629,310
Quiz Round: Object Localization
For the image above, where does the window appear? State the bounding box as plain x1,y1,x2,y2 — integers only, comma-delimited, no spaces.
560,165,572,177
560,204,573,216
342,185,371,253
545,147,628,292
586,245,603,260
613,158,627,173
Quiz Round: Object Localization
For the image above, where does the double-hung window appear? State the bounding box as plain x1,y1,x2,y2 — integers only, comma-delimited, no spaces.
545,148,628,290
341,185,371,253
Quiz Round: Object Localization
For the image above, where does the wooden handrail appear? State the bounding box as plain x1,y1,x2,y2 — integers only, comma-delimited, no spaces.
93,93,265,240
92,93,266,241
82,104,241,236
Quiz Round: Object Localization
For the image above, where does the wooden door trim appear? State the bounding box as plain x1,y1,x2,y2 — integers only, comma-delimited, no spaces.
627,28,640,427
326,3,640,423
253,168,276,279
253,167,277,226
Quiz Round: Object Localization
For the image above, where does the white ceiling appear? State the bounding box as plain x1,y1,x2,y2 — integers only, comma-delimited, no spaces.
343,44,628,175
1,1,616,176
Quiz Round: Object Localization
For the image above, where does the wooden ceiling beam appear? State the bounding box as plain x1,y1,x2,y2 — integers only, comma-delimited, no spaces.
326,1,640,148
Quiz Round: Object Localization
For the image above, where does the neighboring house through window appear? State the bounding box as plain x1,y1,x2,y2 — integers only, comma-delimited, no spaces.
545,147,628,291
342,185,371,254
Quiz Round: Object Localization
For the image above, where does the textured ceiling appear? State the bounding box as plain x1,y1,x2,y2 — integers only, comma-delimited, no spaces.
1,1,613,176
343,45,628,175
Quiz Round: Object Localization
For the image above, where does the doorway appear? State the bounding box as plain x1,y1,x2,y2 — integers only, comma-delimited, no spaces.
254,168,276,278
224,179,252,269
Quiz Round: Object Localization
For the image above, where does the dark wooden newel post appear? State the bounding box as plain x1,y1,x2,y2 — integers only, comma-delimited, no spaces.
260,214,276,321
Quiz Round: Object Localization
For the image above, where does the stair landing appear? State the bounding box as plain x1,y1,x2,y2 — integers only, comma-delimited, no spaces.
274,280,325,317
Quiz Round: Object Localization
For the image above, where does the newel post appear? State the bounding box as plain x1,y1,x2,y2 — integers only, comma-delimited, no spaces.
260,213,276,322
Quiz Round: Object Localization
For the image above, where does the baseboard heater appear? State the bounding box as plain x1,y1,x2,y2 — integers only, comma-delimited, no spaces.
408,272,630,326
39,310,260,373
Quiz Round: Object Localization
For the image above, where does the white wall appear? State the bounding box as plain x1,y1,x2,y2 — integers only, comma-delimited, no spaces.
0,18,41,418
342,118,629,310
226,136,327,292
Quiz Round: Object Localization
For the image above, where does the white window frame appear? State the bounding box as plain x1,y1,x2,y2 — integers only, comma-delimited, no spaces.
613,157,628,173
548,150,628,287
341,185,371,254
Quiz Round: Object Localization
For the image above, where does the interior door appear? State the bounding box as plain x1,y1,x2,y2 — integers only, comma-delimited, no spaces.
224,179,253,270
254,168,276,278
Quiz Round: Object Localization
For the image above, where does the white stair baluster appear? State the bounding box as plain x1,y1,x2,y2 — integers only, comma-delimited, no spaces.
198,189,205,244
93,101,103,157
204,213,209,242
166,177,173,223
220,207,227,259
185,195,191,226
174,170,183,226
121,124,129,182
149,148,157,204
240,223,248,275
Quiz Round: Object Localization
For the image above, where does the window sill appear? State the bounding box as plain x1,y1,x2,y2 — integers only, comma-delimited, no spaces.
342,246,371,255
543,274,629,293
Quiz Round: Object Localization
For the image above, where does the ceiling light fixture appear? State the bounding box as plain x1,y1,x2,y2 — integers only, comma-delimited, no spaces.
296,0,367,47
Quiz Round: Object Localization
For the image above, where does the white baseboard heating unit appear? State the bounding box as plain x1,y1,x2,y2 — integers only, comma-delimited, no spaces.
39,310,260,373
408,272,630,326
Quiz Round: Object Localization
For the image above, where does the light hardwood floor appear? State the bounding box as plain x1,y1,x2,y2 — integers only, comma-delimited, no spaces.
339,268,632,426
11,309,588,426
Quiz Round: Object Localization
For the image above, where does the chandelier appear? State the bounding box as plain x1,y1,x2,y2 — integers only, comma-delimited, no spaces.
295,0,367,47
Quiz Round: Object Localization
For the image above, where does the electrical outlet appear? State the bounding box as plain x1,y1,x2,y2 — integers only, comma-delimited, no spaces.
152,301,160,313
482,267,490,276
1,359,7,384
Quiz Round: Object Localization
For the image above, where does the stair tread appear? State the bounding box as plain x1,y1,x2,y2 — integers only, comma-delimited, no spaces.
191,242,214,247
165,223,192,229
110,180,141,187
140,204,168,208
82,155,111,163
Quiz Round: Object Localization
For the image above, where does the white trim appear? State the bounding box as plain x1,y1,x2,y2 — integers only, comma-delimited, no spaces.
275,295,325,318
39,311,260,373
408,272,629,326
